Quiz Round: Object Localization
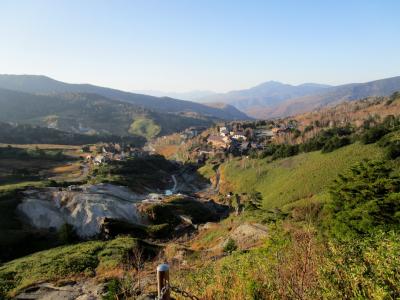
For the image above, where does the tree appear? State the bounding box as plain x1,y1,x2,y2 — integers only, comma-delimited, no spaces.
361,125,389,144
326,160,400,240
244,192,263,210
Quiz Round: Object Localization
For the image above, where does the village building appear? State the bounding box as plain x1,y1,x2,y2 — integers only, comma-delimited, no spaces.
94,155,106,165
207,135,229,149
219,128,229,136
231,131,247,141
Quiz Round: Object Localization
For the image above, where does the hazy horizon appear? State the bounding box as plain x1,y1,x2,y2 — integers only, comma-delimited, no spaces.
1,0,400,93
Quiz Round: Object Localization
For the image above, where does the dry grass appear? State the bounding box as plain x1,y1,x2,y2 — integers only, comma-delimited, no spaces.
154,144,180,158
51,162,82,175
172,224,323,300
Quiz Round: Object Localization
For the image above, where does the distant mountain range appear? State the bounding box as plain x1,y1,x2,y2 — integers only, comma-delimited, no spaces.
0,75,249,121
199,76,400,118
0,75,251,140
132,89,217,101
1,74,399,132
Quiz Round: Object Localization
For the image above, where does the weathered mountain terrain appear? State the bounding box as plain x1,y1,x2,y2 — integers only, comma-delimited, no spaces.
202,76,400,119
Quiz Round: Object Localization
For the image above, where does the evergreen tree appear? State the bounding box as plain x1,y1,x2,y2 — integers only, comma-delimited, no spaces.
327,160,400,240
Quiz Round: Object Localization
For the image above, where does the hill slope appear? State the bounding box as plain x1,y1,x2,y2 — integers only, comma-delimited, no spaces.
0,88,212,138
200,81,331,112
217,143,383,209
202,77,400,119
0,75,249,120
0,122,146,145
266,76,400,118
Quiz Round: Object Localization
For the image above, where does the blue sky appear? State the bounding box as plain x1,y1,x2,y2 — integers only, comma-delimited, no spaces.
1,0,399,92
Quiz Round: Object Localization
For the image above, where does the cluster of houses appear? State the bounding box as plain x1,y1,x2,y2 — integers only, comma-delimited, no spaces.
207,125,261,154
205,122,298,155
86,143,147,165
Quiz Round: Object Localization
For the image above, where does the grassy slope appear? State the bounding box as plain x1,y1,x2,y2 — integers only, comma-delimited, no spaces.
220,143,383,209
129,117,161,139
0,237,154,297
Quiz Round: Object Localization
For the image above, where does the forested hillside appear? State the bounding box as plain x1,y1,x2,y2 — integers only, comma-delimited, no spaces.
0,123,146,146
0,88,213,139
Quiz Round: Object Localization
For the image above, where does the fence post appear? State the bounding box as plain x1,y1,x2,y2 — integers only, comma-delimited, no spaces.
157,263,170,300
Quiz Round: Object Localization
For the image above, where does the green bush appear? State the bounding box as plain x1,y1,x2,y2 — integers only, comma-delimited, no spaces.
223,238,237,253
102,278,121,300
272,144,299,160
321,136,351,153
361,125,390,144
385,141,400,159
326,160,400,240
301,126,354,153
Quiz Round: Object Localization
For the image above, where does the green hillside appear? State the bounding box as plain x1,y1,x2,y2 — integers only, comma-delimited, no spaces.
219,143,383,209
0,88,213,139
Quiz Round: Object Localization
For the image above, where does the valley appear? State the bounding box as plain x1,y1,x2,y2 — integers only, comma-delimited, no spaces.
2,1,400,298
0,92,399,299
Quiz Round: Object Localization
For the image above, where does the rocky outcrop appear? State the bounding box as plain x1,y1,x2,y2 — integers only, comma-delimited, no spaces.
18,184,146,238
15,280,105,300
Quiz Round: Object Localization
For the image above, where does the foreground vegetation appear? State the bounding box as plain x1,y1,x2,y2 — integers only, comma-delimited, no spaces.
0,237,157,298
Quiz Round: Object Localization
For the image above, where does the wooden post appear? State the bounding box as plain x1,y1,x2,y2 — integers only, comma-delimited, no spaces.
157,263,170,300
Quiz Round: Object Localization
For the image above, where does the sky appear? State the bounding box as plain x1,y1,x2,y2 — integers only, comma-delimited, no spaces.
0,0,400,93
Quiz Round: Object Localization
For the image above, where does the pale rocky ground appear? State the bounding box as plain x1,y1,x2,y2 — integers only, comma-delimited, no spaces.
15,280,105,300
207,222,269,253
18,184,151,237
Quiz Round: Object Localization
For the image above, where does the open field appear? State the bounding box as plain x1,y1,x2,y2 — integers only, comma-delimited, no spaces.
50,162,85,181
0,144,86,186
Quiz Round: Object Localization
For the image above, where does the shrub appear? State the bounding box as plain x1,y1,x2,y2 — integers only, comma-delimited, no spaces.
243,192,263,211
223,238,237,253
321,136,350,153
385,141,400,160
301,126,354,153
272,144,299,160
260,144,278,158
103,278,121,300
361,125,390,144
